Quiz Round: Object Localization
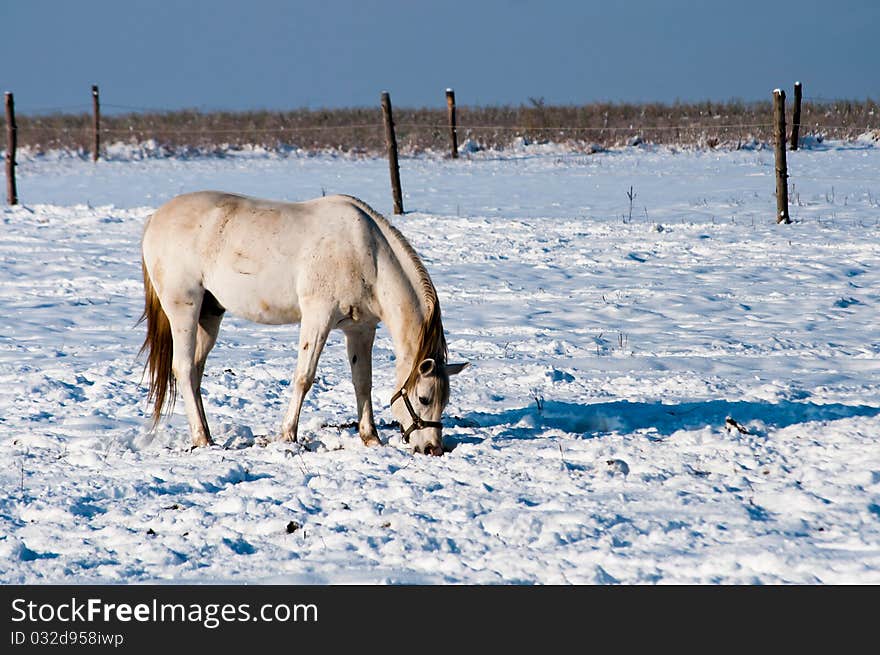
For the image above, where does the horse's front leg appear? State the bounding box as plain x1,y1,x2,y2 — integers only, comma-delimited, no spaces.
280,314,332,443
344,327,380,446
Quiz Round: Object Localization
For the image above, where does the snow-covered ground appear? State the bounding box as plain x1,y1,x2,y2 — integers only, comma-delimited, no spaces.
1,139,879,584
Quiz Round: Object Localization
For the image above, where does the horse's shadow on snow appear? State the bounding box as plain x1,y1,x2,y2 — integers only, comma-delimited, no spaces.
446,399,880,446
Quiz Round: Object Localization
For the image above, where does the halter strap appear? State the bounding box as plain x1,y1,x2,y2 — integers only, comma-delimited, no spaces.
390,387,443,443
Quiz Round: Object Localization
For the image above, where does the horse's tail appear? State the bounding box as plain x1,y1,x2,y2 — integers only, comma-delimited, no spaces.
138,256,176,428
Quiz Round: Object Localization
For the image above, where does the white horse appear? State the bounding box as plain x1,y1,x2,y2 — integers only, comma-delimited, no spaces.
139,191,467,455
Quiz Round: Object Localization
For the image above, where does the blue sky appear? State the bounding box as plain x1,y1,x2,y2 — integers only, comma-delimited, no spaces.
2,0,877,113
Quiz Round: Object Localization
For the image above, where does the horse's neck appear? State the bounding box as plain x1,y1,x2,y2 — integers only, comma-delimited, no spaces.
347,195,435,391
377,252,429,392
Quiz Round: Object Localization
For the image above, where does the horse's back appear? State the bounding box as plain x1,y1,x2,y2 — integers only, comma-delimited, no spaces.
142,192,387,325
145,191,375,250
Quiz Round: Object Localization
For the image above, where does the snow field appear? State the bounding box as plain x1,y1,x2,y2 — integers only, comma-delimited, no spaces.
1,140,879,583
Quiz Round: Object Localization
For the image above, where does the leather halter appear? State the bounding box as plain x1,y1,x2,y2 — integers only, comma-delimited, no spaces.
389,387,443,443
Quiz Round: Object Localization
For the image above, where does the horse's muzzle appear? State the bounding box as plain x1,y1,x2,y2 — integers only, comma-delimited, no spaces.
390,386,444,455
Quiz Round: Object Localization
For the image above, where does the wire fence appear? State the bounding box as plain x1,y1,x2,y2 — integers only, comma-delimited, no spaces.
5,97,878,156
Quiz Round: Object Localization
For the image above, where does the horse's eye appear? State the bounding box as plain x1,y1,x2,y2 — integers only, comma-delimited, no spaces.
418,396,430,406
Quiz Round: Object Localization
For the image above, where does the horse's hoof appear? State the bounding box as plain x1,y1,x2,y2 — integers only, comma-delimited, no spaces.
361,435,381,447
422,443,443,457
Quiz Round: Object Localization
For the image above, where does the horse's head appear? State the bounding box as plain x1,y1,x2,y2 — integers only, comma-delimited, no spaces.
392,358,468,456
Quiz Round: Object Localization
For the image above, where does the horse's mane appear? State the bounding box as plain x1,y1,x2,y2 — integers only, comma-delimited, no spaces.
339,195,448,388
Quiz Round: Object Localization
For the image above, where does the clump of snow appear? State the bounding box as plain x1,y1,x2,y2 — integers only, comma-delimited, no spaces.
458,138,481,154
736,136,762,150
798,133,826,149
511,135,531,150
104,138,172,160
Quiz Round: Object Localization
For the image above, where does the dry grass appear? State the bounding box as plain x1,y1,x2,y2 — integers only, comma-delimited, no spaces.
6,99,878,156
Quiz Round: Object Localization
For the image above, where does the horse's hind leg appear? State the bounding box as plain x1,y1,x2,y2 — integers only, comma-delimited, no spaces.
165,293,214,447
280,311,332,443
191,302,224,440
344,327,380,446
194,292,224,389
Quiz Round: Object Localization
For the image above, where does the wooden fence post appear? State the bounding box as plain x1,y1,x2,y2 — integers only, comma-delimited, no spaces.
790,81,802,151
381,91,403,214
92,84,100,162
5,92,17,206
773,89,790,224
446,88,458,159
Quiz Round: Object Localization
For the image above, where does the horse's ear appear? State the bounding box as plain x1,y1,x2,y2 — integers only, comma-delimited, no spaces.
445,362,469,376
418,358,436,376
